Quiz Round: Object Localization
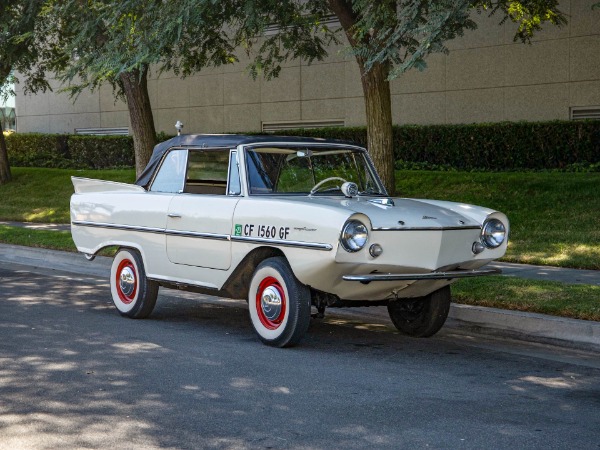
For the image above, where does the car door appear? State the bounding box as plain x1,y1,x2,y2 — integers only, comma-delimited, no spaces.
166,148,241,270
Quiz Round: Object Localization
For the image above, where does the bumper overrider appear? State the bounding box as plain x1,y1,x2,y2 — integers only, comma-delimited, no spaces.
342,267,501,282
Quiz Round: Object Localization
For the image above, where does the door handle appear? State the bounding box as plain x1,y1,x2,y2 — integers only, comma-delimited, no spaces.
168,213,182,218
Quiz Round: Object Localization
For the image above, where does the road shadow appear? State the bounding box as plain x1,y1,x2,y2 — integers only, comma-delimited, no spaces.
1,268,600,449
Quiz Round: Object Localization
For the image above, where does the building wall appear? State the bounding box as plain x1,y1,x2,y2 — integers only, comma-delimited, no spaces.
14,0,600,134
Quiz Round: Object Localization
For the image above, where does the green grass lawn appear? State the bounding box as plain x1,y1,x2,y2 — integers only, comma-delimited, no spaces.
397,170,600,270
0,167,599,269
0,225,76,250
0,167,135,223
452,276,600,322
0,166,598,320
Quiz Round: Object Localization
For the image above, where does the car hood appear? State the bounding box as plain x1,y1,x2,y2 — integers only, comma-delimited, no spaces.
278,196,493,230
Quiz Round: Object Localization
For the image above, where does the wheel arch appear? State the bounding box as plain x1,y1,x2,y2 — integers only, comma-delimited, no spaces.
221,246,287,300
85,242,146,261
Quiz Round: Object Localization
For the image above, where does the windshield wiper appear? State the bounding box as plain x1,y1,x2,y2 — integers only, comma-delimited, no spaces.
358,189,385,196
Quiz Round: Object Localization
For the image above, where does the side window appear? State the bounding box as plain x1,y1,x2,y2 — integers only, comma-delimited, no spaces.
150,149,188,193
184,150,230,195
228,151,241,195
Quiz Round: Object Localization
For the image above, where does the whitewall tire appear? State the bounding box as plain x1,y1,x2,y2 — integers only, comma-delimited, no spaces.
248,257,311,347
110,248,158,319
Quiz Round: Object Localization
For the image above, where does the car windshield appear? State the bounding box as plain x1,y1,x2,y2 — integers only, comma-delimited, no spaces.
245,146,385,196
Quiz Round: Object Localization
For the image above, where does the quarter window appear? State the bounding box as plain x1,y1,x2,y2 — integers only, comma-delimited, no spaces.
184,150,230,195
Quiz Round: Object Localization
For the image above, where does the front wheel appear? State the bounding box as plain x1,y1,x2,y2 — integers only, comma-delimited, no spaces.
110,248,158,319
387,286,451,337
248,257,311,347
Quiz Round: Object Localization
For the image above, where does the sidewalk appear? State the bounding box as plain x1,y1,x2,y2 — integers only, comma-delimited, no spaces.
488,261,600,286
0,242,598,351
0,221,71,232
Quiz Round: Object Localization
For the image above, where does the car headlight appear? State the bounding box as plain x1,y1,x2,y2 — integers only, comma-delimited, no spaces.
340,220,369,252
480,218,506,249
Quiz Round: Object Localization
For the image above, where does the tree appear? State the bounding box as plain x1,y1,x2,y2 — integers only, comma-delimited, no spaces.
42,0,241,176
37,0,567,188
233,1,567,194
325,1,568,193
0,0,50,185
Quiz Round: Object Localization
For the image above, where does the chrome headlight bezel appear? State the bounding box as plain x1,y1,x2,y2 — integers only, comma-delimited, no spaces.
480,218,506,249
340,220,369,252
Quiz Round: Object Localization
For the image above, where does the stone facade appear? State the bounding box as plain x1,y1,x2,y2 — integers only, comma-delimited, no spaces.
15,1,600,134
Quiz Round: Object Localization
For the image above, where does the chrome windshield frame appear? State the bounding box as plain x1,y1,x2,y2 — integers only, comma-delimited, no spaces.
241,142,388,197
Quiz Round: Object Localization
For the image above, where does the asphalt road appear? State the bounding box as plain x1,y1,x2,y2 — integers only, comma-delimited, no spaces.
1,262,599,450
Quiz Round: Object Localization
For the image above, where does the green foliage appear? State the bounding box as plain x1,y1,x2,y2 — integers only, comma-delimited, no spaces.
336,1,567,81
472,1,567,43
5,133,134,169
264,120,600,171
68,136,134,169
392,121,600,171
350,0,475,78
0,0,50,100
8,119,599,172
5,133,69,168
229,0,336,80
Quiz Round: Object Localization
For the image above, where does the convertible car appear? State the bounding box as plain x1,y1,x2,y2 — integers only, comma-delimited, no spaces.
70,134,509,347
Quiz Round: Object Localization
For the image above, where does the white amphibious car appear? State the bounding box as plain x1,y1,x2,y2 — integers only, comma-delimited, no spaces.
71,134,508,347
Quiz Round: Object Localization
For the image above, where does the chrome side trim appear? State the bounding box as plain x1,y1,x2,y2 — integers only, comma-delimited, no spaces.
72,220,164,234
166,229,230,241
342,268,501,282
231,235,333,251
372,226,481,231
72,220,332,250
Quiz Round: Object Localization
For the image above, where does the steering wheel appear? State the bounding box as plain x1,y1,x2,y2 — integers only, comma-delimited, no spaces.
310,177,348,195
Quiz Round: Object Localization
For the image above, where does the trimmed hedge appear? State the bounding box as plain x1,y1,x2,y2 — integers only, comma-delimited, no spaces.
5,120,600,171
277,121,600,171
393,121,600,171
68,135,134,169
6,133,134,169
5,133,70,168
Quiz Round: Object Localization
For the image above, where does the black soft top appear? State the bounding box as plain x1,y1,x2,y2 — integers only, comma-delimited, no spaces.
135,134,360,188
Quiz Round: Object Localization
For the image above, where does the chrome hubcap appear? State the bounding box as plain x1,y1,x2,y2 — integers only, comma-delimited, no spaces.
261,286,282,321
119,266,136,297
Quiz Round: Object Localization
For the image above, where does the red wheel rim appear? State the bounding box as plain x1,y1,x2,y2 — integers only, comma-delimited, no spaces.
116,259,137,304
256,276,286,330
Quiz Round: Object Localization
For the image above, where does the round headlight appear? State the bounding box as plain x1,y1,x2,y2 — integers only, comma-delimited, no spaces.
481,219,506,249
341,220,369,252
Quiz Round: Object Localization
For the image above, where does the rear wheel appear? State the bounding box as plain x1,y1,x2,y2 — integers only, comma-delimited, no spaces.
110,248,158,319
387,286,451,337
248,257,311,347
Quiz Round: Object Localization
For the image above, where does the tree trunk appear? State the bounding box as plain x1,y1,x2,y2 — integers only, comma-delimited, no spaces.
119,66,157,177
327,0,396,195
0,128,11,185
0,66,12,185
359,60,394,195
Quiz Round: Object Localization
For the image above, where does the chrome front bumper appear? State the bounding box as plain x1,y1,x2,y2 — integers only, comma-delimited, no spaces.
342,268,501,282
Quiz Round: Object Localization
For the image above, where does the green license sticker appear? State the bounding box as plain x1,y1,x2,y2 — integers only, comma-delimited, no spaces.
234,224,242,236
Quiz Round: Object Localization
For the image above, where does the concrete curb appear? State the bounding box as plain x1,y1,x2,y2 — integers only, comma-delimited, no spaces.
1,243,598,351
449,304,600,350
